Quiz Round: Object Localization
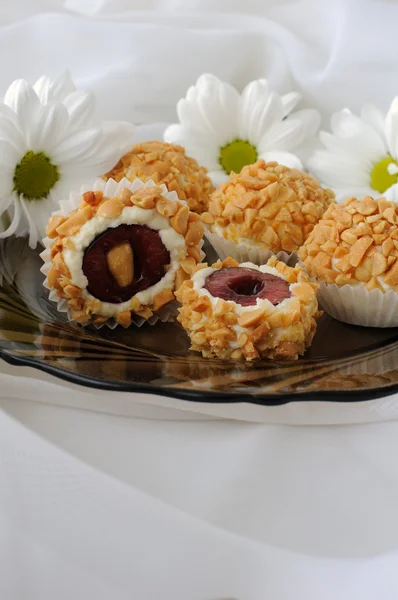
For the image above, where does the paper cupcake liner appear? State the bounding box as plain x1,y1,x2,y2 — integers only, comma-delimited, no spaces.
43,287,180,330
317,282,398,328
205,230,297,266
40,177,202,329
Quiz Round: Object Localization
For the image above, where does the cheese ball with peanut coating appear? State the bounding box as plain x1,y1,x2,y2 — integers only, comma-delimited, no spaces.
176,256,320,361
298,196,398,292
201,160,334,256
104,141,214,214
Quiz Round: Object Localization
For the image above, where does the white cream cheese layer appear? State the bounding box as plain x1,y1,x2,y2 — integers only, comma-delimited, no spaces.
62,206,186,317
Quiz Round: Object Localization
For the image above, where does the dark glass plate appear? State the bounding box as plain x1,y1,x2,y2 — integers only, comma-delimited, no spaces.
1,236,398,405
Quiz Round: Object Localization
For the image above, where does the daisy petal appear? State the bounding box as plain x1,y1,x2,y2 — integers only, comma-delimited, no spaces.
33,75,53,104
21,194,60,247
186,84,199,103
164,124,220,171
178,74,240,145
330,109,355,135
195,74,223,95
50,174,78,203
0,140,22,169
176,98,210,141
62,121,135,173
361,104,386,139
34,71,75,105
164,124,199,160
4,81,46,150
19,196,39,248
0,103,19,126
0,191,14,214
60,148,130,176
332,110,387,156
164,123,188,145
47,71,75,103
183,140,220,171
258,151,303,169
0,115,25,154
239,80,284,145
29,103,69,151
208,169,229,186
100,121,136,156
308,150,370,187
0,167,14,198
0,195,22,239
4,80,41,132
319,130,384,167
384,97,398,157
315,109,387,174
289,108,321,138
63,91,96,129
51,128,102,163
281,91,301,116
258,118,304,153
177,99,217,139
384,182,398,202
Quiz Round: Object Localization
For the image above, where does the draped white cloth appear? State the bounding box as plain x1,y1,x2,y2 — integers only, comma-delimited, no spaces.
2,1,398,598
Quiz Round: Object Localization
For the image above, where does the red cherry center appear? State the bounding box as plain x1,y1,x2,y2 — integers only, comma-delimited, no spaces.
82,224,170,304
204,267,291,307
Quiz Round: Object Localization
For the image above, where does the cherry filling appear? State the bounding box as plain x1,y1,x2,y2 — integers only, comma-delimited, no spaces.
204,267,291,307
82,224,170,304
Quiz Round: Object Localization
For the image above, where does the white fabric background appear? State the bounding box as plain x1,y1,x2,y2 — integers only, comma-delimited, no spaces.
2,1,398,598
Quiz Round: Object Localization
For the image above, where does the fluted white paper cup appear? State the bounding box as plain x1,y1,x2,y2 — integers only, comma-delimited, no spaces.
205,230,297,266
318,282,398,328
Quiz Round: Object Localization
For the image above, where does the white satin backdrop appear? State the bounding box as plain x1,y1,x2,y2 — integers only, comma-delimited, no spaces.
2,1,398,598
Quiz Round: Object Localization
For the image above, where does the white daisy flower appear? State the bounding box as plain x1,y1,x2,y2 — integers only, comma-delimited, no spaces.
164,73,320,185
308,100,398,202
0,73,135,248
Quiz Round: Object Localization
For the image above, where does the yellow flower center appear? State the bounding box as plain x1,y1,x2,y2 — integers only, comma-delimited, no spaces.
13,151,60,200
219,139,257,175
370,156,398,194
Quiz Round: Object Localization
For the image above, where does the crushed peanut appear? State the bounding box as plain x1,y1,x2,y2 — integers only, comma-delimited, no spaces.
298,196,398,292
104,141,214,214
106,242,134,288
176,256,320,361
206,160,334,253
97,196,125,218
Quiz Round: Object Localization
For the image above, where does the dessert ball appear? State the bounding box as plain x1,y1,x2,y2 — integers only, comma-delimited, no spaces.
104,141,214,214
201,160,335,255
42,178,204,327
176,256,320,361
298,196,398,292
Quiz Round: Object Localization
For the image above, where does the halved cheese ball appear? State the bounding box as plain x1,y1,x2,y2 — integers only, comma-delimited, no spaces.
42,178,204,327
104,141,214,214
176,256,320,361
